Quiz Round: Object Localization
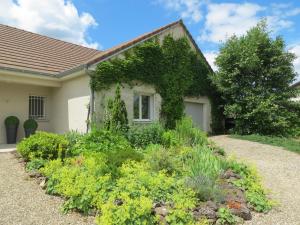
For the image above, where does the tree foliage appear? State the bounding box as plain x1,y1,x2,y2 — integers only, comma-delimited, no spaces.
214,21,300,136
91,36,224,132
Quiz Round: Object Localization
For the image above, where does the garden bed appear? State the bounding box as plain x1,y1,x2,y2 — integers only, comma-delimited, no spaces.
16,118,272,225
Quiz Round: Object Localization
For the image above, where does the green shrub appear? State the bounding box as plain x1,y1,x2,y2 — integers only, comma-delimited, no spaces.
71,129,142,176
217,207,237,225
41,153,112,214
163,117,208,147
126,123,164,148
25,158,47,172
17,132,68,161
64,131,83,157
5,116,19,126
23,119,38,129
186,146,226,201
144,144,177,174
96,161,197,225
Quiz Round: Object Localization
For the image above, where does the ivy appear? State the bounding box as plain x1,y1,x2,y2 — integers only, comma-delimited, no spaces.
91,35,224,132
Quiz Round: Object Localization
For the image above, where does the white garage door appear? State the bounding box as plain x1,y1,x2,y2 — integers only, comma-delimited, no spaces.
184,102,204,131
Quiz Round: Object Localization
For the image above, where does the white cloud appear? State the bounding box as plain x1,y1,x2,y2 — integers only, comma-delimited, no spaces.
200,3,263,43
157,0,205,23
203,51,218,71
0,0,99,49
289,44,300,82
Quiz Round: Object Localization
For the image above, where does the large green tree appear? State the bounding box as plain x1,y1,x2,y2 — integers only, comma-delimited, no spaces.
214,21,300,136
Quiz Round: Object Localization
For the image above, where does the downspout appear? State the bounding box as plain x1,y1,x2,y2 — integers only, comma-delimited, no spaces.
87,68,95,133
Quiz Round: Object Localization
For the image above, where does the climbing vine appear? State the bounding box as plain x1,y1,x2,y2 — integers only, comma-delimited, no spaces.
90,36,224,132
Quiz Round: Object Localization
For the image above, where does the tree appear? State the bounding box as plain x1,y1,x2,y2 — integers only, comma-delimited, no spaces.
104,84,128,133
213,21,300,136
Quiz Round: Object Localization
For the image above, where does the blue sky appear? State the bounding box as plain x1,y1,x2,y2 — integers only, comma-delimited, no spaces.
0,0,299,81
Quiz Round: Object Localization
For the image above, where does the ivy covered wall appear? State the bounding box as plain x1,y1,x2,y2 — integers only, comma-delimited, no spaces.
90,35,224,133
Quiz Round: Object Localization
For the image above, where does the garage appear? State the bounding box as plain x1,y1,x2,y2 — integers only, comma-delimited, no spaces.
184,101,205,131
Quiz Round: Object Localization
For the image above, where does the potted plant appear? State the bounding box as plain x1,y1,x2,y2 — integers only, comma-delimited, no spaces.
23,118,38,138
5,116,20,144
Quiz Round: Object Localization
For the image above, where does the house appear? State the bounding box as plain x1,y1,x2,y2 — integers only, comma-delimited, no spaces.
292,81,300,102
0,20,213,144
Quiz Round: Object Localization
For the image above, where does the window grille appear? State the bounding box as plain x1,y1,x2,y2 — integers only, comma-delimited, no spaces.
29,96,46,120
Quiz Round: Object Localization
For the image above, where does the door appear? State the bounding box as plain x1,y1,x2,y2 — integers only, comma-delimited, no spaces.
184,102,205,131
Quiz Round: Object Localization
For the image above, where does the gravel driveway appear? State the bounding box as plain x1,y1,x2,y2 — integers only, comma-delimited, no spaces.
210,135,300,225
0,152,95,225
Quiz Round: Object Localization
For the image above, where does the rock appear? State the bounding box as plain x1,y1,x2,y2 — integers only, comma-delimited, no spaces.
224,187,246,204
28,171,42,178
230,204,252,220
205,201,218,211
114,199,123,206
88,209,97,216
39,179,47,189
193,206,217,221
221,169,241,179
154,206,168,217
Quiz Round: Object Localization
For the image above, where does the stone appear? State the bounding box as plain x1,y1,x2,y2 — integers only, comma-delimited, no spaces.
39,179,47,189
28,171,42,178
114,199,123,206
193,206,217,221
221,169,241,179
154,206,168,217
230,204,252,220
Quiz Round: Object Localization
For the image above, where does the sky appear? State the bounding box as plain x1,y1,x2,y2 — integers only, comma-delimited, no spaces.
0,0,300,81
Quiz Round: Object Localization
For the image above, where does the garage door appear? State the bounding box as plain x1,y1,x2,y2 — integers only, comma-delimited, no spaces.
184,102,204,131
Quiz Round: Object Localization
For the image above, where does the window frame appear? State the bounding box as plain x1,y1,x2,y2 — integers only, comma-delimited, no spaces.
28,95,47,121
133,93,153,122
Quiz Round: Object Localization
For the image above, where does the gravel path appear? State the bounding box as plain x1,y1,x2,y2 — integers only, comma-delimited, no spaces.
0,152,95,225
210,135,300,225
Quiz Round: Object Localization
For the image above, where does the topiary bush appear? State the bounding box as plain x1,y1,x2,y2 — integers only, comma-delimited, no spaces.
126,123,164,148
23,119,38,129
5,116,20,126
17,132,68,161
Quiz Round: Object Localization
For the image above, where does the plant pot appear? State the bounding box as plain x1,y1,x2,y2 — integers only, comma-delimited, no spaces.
6,124,18,144
24,128,36,138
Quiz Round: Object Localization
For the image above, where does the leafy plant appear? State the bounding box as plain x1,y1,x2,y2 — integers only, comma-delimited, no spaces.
186,146,226,201
126,123,164,148
17,132,68,161
228,161,273,212
217,207,237,225
162,117,208,147
25,158,47,172
23,119,38,129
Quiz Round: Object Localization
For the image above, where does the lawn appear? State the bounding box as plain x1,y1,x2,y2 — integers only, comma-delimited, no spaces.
231,134,300,154
16,118,272,225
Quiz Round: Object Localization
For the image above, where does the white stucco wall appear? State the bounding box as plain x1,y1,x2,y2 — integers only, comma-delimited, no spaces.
94,82,162,125
51,75,91,134
0,82,52,144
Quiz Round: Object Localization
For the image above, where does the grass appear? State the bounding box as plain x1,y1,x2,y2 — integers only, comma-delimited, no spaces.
231,134,300,154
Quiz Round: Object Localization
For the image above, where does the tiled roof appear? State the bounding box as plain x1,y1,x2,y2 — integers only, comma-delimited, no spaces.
0,24,101,75
0,20,211,77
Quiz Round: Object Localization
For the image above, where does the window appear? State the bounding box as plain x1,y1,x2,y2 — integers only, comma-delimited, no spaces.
133,94,152,121
29,96,46,120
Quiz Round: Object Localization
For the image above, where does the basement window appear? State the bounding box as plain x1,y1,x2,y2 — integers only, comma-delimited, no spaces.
29,96,46,120
133,94,153,121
